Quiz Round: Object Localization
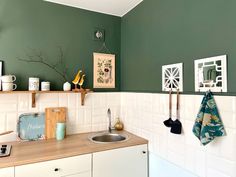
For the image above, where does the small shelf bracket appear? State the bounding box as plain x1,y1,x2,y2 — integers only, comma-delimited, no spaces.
32,92,36,108
72,89,91,106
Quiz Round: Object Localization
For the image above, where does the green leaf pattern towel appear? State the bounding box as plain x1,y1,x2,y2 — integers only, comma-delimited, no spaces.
192,91,226,145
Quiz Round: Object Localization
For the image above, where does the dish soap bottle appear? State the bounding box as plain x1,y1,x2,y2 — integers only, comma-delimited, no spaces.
114,118,124,131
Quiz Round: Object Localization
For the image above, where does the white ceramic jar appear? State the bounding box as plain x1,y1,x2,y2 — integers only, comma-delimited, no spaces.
41,81,50,91
29,77,40,91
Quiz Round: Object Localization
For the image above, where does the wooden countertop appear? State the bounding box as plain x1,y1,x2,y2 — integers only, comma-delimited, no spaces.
0,131,148,168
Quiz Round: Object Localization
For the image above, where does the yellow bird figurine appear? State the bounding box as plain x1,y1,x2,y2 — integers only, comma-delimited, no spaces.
78,74,85,89
72,70,82,85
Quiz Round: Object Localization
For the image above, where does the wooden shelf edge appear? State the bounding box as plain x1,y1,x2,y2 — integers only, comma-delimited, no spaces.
0,89,92,107
0,90,92,94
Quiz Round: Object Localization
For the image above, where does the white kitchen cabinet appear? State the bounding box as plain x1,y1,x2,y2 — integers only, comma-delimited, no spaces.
93,144,148,177
64,171,90,177
0,167,14,177
15,154,91,177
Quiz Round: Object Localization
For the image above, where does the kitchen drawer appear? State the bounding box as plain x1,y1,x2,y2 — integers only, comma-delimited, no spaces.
0,167,14,177
15,154,91,177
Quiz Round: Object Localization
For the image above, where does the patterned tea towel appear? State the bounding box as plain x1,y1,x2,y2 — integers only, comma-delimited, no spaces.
192,91,226,145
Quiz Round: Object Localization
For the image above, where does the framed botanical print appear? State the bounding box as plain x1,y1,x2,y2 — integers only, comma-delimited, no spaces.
93,53,115,88
0,60,2,76
0,60,2,91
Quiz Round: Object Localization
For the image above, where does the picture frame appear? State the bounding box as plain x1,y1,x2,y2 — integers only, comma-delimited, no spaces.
93,53,115,88
162,63,183,92
0,60,2,76
0,60,2,91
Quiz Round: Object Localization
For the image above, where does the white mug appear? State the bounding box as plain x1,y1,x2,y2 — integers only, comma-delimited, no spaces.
1,75,16,83
41,81,50,91
29,77,40,91
2,82,17,91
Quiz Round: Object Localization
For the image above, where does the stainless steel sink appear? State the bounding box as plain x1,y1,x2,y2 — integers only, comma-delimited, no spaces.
89,132,128,143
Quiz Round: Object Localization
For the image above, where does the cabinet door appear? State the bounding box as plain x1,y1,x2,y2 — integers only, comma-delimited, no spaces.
15,154,91,177
93,144,148,177
0,167,14,177
63,171,90,177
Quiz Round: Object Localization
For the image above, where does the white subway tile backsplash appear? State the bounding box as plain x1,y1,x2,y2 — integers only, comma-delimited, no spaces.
167,134,185,155
106,93,121,106
185,120,203,148
91,123,107,132
0,92,236,177
184,147,197,173
0,102,17,112
219,111,236,129
0,113,6,132
167,150,185,168
207,168,232,177
37,93,59,102
120,92,236,177
83,93,93,106
68,93,77,109
215,96,236,113
195,149,206,177
67,109,77,124
58,93,68,107
18,94,29,112
207,154,236,177
66,124,79,135
158,94,169,115
6,113,17,132
92,107,107,117
92,115,106,124
219,128,236,161
0,94,18,102
39,102,59,112
92,93,108,108
38,93,59,111
83,108,92,125
154,135,168,159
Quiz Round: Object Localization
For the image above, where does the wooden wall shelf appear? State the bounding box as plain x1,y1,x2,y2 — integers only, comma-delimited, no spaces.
0,90,92,108
0,91,78,94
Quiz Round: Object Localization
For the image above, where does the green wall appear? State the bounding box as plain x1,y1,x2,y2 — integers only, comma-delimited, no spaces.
121,0,236,94
0,0,121,90
2,0,236,93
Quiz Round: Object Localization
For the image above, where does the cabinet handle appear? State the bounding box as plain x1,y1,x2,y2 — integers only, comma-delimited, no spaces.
54,168,59,172
142,151,146,154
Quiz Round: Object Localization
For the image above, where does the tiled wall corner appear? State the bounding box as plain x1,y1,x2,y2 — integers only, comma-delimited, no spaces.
120,92,236,177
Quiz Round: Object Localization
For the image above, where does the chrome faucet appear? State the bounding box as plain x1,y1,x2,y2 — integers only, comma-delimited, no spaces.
107,108,112,133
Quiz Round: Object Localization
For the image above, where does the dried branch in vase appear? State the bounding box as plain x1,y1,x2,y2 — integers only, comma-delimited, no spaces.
18,47,69,82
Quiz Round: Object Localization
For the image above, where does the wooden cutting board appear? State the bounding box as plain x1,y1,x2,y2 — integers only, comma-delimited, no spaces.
45,107,67,139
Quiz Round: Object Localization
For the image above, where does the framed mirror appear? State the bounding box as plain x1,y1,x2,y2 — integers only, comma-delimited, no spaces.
194,55,227,92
